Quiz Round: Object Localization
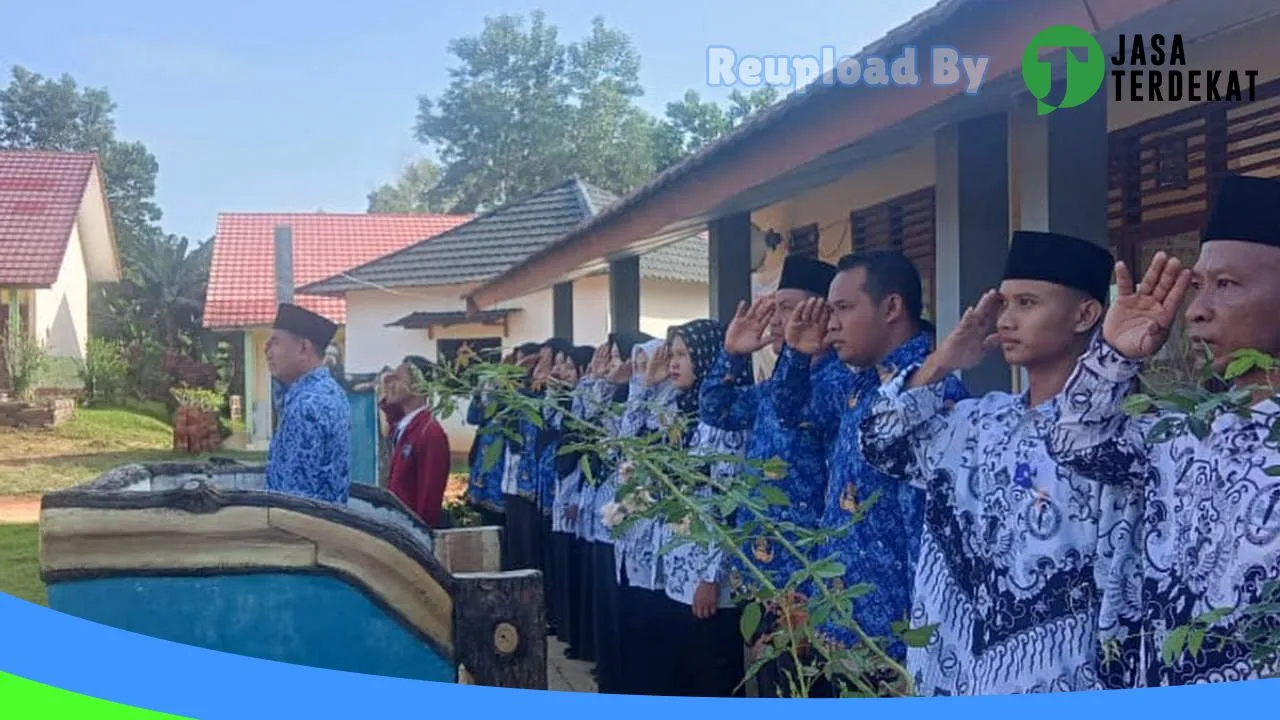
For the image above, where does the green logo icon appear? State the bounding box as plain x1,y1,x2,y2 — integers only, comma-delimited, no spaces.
1022,25,1105,115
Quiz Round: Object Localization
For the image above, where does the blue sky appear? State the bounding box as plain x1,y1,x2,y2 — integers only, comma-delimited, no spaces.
0,0,935,242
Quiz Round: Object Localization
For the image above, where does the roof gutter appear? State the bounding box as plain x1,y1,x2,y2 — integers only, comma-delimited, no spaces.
466,0,1174,310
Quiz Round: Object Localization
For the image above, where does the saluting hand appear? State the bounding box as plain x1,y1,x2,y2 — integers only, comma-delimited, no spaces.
912,290,1002,388
724,296,777,356
608,359,634,385
1104,251,1191,360
645,344,671,386
784,297,831,356
587,343,609,379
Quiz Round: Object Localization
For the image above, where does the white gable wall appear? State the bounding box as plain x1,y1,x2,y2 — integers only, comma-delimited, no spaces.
33,222,90,360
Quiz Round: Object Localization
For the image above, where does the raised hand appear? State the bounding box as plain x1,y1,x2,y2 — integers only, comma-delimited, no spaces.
608,359,634,385
587,343,610,379
646,344,671,386
784,297,831,356
911,290,1002,387
531,352,552,390
724,297,777,356
1103,251,1191,360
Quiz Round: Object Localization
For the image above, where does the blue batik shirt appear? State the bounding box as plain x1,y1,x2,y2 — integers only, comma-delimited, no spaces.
465,391,506,513
513,388,543,502
570,378,616,542
537,402,564,516
611,380,678,590
775,332,968,658
660,420,749,608
266,365,351,504
699,346,843,592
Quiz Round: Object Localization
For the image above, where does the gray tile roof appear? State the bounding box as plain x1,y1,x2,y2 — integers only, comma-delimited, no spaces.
301,177,706,295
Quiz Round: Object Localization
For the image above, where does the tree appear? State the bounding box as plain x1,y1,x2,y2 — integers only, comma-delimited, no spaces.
366,158,452,213
651,87,780,172
415,12,656,212
0,66,177,351
0,66,163,252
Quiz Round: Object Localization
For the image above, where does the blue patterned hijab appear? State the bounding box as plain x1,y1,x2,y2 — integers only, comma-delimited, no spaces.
668,318,751,418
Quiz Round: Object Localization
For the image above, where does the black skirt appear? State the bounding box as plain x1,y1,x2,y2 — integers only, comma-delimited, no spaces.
617,578,667,696
574,537,597,662
540,513,557,633
651,594,745,698
551,530,578,648
591,541,623,693
502,495,541,572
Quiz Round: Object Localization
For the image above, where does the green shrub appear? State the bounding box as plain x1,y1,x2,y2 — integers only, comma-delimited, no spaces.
4,333,48,401
78,338,128,405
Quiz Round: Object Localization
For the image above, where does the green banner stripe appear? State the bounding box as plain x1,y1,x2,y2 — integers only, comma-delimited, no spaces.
0,671,190,719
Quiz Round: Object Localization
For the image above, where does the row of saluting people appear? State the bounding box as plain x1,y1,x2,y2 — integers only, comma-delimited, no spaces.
459,172,1280,697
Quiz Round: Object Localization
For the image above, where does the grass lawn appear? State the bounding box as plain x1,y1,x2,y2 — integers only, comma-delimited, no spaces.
0,524,44,605
0,405,264,497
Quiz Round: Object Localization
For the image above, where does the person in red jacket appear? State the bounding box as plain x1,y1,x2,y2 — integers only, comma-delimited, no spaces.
382,356,452,527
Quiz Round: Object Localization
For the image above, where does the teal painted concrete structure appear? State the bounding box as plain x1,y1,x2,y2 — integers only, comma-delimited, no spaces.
347,388,378,486
48,573,456,683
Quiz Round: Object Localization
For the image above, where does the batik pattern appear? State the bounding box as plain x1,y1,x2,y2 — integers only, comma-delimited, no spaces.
858,346,1141,695
1048,337,1280,687
266,366,351,504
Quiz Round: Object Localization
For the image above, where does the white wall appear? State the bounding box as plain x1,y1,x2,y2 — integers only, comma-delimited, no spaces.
341,276,710,449
572,274,611,347
33,223,90,360
639,278,708,338
343,283,563,450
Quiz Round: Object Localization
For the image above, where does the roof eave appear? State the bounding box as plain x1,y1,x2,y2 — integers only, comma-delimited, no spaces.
464,0,1178,310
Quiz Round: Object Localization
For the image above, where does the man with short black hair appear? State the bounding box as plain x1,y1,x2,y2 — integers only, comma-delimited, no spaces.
264,302,351,503
778,249,967,695
383,355,451,527
856,231,1138,695
699,254,841,697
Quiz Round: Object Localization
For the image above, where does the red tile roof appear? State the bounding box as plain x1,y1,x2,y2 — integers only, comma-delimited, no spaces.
0,151,99,287
204,213,472,329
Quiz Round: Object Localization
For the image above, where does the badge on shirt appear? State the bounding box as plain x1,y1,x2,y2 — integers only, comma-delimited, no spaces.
401,444,413,459
839,482,859,513
753,537,774,563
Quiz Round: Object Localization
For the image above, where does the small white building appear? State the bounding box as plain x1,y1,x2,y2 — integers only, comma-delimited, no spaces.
0,151,121,390
301,177,710,450
204,212,473,449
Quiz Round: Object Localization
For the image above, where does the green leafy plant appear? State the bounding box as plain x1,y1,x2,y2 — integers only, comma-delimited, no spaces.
170,387,225,414
77,337,129,406
4,332,49,401
416,357,931,698
1126,346,1280,675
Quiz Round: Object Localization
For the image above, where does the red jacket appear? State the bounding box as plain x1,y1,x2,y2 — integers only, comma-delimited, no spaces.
386,407,451,527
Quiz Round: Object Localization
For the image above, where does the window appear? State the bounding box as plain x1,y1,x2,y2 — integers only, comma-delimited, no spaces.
788,224,820,258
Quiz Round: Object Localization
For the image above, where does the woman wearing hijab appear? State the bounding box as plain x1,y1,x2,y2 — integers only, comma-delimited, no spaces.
506,339,571,573
498,342,543,569
653,319,753,697
536,344,594,648
580,330,652,689
464,357,508,528
603,337,677,695
545,345,597,654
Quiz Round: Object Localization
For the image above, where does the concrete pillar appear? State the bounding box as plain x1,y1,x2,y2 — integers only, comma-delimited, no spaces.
1009,82,1110,391
552,282,573,342
708,213,754,322
934,112,1012,395
608,256,640,334
1011,81,1109,246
